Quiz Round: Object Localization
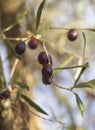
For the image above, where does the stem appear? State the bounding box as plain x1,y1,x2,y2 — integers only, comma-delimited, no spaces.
28,109,65,126
2,33,42,42
48,27,95,31
43,41,51,65
3,35,33,42
54,64,85,70
51,80,72,92
43,41,49,55
10,59,19,80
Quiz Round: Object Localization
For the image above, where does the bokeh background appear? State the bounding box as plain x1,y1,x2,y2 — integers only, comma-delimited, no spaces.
1,0,95,130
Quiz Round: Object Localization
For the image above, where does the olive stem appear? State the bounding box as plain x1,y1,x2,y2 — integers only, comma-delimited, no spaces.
51,80,72,92
10,59,19,80
54,64,86,70
2,34,42,42
43,41,51,65
48,27,95,31
28,107,65,126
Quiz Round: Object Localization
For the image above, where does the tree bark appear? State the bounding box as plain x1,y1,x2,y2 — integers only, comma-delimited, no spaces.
0,1,43,130
0,0,21,37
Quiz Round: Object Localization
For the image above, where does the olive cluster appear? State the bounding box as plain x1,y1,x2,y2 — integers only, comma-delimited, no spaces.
15,37,53,85
15,37,38,55
38,51,53,85
15,29,78,85
0,29,78,99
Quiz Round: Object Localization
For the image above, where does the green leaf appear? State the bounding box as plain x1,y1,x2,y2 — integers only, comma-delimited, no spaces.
74,93,85,117
36,0,46,30
0,79,5,85
21,94,48,115
0,89,7,94
16,81,30,91
82,31,86,60
5,40,21,60
53,56,73,75
73,79,95,89
74,58,83,81
74,62,89,86
4,11,27,32
74,31,86,83
88,29,95,32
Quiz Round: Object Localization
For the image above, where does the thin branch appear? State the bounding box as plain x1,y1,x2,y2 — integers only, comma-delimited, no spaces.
10,59,19,80
28,109,65,126
54,64,85,70
3,33,42,42
48,27,95,31
51,80,72,92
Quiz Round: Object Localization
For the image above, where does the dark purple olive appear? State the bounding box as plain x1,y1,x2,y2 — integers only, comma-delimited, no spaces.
28,38,38,49
15,41,26,55
67,29,78,41
42,64,53,78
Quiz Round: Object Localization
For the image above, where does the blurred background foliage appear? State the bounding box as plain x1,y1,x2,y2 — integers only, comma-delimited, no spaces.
0,0,95,130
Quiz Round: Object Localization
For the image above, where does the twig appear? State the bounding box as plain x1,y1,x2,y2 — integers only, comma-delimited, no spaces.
54,64,85,70
48,27,95,31
3,33,42,42
28,109,65,126
10,59,19,80
51,80,72,92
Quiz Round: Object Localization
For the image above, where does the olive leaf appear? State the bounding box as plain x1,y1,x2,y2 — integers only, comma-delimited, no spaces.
21,94,48,115
0,79,5,85
16,81,30,91
88,29,95,32
73,79,95,89
4,11,27,32
0,89,7,94
82,31,86,60
36,0,46,30
5,40,21,60
53,56,73,75
74,62,89,86
74,93,85,117
74,31,89,86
